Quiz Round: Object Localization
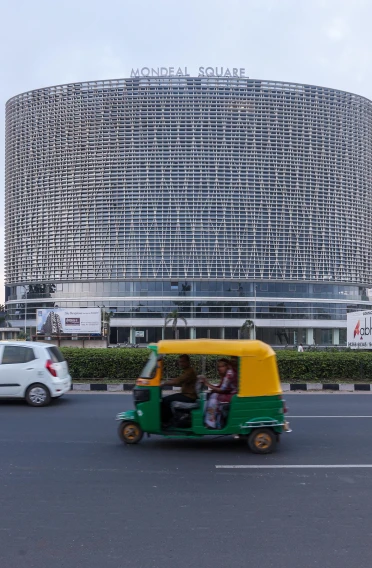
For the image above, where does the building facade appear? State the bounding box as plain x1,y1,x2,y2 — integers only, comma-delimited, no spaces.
5,77,372,345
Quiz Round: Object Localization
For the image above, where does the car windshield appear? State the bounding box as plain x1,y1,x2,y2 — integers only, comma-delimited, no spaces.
140,352,158,378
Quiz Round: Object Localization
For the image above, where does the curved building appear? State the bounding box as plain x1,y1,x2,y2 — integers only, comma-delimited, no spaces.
5,77,372,345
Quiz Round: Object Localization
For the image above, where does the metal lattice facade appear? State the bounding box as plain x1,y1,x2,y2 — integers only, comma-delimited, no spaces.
5,77,372,287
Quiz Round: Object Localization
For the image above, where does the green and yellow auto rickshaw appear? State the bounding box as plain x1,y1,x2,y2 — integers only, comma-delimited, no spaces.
116,339,290,453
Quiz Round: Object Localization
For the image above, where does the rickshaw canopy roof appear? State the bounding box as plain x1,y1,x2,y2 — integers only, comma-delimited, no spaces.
151,339,281,397
154,339,275,359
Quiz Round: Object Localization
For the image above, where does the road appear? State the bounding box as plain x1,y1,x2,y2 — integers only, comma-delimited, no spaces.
1,393,372,568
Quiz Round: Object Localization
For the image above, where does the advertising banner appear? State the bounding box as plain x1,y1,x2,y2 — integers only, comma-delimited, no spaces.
347,310,372,349
36,308,101,335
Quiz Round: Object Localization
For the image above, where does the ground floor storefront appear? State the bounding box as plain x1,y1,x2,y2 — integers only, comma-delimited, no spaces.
109,325,347,346
7,282,372,349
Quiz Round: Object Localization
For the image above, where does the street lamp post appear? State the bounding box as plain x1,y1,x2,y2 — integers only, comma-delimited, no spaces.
253,285,257,340
24,286,27,338
99,305,105,339
100,305,109,347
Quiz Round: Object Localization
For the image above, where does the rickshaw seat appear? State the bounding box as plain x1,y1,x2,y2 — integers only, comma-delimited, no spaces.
171,400,200,411
170,376,204,414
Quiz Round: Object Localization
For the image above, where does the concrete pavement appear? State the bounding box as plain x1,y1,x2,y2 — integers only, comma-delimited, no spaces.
1,394,372,568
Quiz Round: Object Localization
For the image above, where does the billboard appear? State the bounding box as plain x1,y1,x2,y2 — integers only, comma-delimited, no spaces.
347,310,372,349
37,308,101,335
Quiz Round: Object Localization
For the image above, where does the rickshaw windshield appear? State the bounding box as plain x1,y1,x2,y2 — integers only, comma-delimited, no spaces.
140,352,158,379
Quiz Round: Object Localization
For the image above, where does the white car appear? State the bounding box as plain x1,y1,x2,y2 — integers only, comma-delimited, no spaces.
0,341,71,406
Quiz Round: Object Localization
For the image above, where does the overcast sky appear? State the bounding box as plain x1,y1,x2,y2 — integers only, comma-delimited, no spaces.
1,0,371,303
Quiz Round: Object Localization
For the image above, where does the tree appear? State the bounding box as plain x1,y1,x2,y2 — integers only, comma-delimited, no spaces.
0,304,5,327
240,319,255,339
164,310,187,339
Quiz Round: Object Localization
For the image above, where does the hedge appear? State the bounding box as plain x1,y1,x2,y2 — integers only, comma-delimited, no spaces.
276,351,372,381
60,348,222,380
60,347,372,382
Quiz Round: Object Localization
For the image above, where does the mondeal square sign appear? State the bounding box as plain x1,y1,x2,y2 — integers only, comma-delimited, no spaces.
347,310,372,349
130,66,247,78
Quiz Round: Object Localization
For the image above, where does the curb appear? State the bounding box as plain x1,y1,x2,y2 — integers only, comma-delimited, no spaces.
72,383,136,392
282,383,371,392
71,383,372,392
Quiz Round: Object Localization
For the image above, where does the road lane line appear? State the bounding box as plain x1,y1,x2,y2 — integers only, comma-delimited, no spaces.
289,415,372,418
216,464,372,469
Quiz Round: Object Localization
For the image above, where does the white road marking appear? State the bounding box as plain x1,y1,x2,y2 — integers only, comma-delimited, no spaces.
289,415,372,418
216,464,372,469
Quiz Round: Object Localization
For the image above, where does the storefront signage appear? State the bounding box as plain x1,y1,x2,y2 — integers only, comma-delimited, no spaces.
347,310,372,349
130,67,246,78
135,331,145,338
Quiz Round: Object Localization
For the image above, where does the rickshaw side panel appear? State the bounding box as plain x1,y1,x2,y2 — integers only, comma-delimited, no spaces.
228,395,284,433
190,394,284,435
133,386,162,433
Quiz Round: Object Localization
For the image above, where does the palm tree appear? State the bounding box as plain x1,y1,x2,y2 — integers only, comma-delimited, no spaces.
164,310,187,339
240,319,255,340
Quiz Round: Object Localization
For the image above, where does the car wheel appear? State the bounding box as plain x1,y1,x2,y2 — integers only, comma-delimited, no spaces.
25,384,51,407
248,428,276,454
118,421,143,444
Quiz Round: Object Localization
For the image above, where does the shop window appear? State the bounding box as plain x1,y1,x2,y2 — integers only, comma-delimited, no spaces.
339,328,347,345
195,328,209,339
224,327,239,339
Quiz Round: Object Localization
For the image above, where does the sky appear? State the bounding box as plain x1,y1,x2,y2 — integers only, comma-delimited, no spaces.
1,0,372,303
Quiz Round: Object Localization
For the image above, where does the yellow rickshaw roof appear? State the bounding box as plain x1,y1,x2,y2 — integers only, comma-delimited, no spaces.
150,339,282,397
154,339,275,359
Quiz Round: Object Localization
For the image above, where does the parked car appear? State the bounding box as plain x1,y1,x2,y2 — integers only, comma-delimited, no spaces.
0,341,71,406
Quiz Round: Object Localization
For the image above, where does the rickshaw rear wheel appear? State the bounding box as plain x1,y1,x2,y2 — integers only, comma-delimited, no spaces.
118,421,144,444
248,428,276,454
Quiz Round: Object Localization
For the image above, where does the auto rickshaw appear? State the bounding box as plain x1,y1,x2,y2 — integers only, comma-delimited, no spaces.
116,339,291,453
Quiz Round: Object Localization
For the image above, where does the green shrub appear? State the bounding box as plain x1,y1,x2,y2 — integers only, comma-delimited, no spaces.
276,351,372,381
61,347,372,382
61,348,221,380
60,348,149,379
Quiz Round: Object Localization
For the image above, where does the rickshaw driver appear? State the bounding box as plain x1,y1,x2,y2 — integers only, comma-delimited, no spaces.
161,354,198,425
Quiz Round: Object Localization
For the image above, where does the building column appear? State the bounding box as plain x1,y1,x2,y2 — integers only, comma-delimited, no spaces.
220,327,225,339
306,328,314,346
333,328,339,345
130,328,136,343
190,327,196,339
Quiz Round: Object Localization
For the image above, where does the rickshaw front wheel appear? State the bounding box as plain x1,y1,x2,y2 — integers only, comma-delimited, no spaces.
248,428,276,454
118,421,144,444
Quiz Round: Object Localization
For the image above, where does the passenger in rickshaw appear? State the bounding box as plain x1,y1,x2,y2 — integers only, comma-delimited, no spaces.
161,355,198,425
203,357,238,429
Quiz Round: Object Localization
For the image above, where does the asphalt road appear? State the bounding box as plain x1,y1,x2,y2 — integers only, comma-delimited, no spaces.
2,393,372,568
